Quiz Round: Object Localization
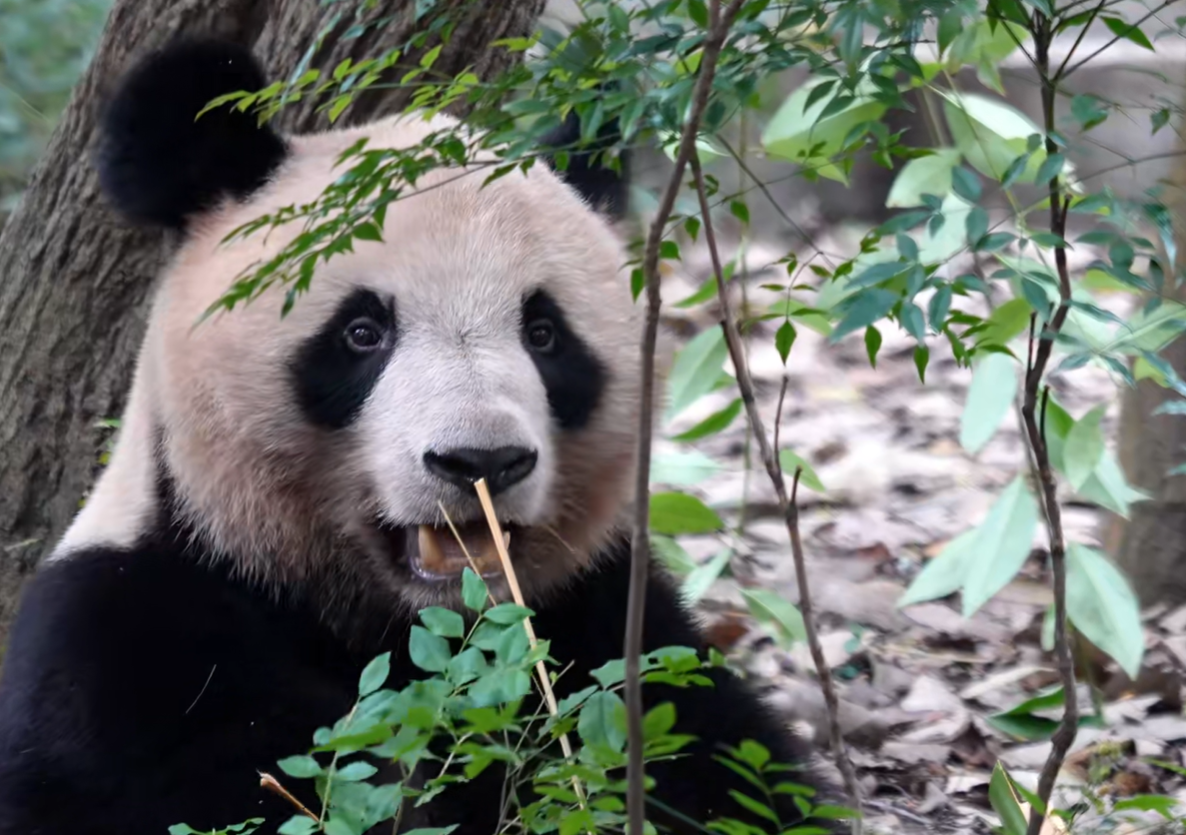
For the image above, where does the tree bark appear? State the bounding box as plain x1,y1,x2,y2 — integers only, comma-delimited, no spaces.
0,0,544,645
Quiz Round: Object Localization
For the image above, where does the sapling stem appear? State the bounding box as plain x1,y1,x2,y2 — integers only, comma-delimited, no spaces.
623,2,746,832
690,155,863,833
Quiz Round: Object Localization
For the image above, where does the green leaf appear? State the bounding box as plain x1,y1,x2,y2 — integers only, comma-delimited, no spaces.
928,286,953,332
1063,404,1106,490
666,327,728,419
763,78,887,183
886,149,961,207
779,449,826,493
682,549,733,603
643,702,678,740
277,818,320,835
461,568,488,611
409,625,451,673
671,399,743,442
483,603,533,625
730,200,750,225
900,302,927,344
864,325,882,368
830,289,897,342
420,607,465,639
913,345,930,383
1102,16,1154,50
775,320,797,363
727,791,780,825
960,353,1018,454
358,652,391,697
951,166,982,202
1076,450,1150,518
962,476,1040,616
649,492,724,535
278,755,324,779
975,232,1015,252
335,761,378,781
1113,795,1181,816
1034,152,1065,185
741,588,805,648
650,450,721,486
978,297,1031,347
578,691,627,752
1066,543,1144,677
899,528,979,607
989,763,1029,835
941,91,1044,182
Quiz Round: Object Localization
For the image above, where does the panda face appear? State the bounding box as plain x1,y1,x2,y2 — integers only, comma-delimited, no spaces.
139,114,641,610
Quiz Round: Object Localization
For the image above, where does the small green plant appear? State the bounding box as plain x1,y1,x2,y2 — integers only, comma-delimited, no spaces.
176,568,834,834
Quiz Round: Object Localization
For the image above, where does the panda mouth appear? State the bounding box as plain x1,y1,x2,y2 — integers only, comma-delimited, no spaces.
376,520,516,582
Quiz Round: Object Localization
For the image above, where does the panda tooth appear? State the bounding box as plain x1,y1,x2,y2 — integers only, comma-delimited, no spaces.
417,525,447,573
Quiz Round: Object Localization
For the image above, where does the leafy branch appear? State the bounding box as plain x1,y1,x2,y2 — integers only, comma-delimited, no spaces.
1021,10,1077,834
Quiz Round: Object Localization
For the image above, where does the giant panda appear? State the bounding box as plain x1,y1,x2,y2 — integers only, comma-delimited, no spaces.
0,38,834,835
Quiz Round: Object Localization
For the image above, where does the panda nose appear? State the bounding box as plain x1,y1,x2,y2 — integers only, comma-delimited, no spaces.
423,446,539,496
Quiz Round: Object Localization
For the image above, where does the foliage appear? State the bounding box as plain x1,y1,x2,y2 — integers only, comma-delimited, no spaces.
0,0,110,211
175,569,832,834
124,0,1186,829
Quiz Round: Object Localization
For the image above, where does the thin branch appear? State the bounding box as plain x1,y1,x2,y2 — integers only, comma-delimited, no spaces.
690,155,863,832
625,2,746,834
1059,0,1179,79
1053,0,1107,80
1023,18,1079,835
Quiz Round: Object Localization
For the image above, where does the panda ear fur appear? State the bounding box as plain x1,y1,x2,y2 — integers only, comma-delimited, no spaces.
539,103,631,221
95,38,288,231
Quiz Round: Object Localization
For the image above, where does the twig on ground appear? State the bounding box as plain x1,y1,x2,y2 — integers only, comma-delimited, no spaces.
624,1,746,834
689,154,863,832
1023,20,1079,835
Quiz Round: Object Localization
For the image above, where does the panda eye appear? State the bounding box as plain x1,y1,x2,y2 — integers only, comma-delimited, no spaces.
344,318,384,352
526,319,556,353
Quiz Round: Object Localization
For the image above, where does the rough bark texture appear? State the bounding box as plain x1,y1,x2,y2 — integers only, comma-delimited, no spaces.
0,0,545,645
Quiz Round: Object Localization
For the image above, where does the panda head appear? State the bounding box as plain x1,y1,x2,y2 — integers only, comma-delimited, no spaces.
72,38,642,615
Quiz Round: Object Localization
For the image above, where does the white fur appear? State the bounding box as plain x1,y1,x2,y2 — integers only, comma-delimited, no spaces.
59,112,644,609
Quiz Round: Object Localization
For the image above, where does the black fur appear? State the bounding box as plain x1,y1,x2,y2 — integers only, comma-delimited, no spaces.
291,288,398,429
540,103,631,221
0,521,833,834
95,39,288,230
521,289,606,431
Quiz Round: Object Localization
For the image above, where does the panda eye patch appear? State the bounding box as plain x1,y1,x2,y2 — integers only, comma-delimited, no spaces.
343,318,384,352
519,289,605,431
292,288,396,430
526,319,556,353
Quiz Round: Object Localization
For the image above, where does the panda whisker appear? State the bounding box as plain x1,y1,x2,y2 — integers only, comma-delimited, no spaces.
541,523,577,555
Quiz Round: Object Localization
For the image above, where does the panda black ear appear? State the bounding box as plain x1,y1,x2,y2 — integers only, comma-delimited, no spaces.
540,102,631,221
95,38,288,231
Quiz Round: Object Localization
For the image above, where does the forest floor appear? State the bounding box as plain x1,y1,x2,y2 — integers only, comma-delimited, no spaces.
655,218,1186,834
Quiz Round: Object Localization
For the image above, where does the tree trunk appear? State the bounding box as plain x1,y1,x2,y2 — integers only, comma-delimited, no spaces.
1103,112,1186,608
0,0,545,643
